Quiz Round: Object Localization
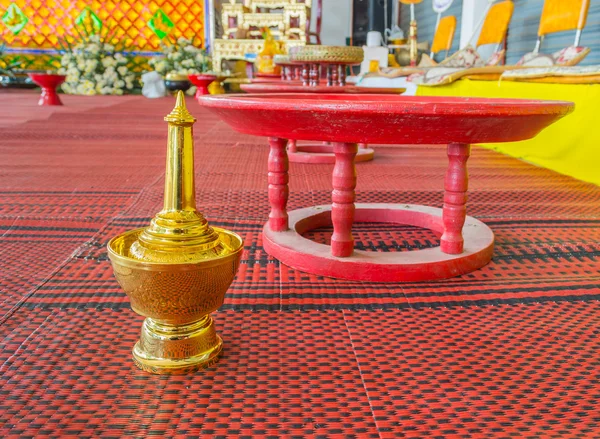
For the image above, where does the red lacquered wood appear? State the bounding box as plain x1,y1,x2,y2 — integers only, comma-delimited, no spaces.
441,143,471,254
256,72,281,79
263,204,495,282
331,143,358,257
339,65,346,86
288,139,298,153
287,143,374,164
309,64,320,86
250,77,283,83
28,74,66,106
201,94,572,282
330,64,339,86
268,137,289,232
301,64,309,86
188,74,217,99
240,83,406,95
200,94,574,145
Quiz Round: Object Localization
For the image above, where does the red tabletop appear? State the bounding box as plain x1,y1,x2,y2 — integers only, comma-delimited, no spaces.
200,94,574,145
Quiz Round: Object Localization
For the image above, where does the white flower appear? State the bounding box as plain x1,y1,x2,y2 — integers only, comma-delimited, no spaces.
117,66,128,76
84,59,98,74
101,57,116,68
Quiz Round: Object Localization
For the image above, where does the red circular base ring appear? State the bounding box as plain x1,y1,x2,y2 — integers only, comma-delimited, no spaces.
263,203,495,282
288,143,374,164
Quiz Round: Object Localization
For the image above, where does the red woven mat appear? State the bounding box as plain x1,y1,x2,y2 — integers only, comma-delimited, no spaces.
1,93,600,437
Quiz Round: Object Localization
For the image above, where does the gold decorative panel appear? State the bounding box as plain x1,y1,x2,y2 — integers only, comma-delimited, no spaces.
0,0,205,53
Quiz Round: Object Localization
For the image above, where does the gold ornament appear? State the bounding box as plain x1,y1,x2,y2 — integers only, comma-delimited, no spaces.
107,91,243,374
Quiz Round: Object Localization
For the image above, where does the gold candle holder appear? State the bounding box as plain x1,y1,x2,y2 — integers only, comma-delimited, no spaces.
107,91,244,374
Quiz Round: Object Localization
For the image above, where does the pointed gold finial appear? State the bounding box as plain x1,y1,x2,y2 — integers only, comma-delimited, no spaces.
164,91,196,125
127,90,222,263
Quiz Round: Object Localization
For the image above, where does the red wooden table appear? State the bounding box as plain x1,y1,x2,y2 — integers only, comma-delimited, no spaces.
200,94,573,282
240,83,405,165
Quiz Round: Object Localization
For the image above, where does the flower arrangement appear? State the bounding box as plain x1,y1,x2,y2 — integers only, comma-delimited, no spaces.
58,31,136,95
149,37,212,77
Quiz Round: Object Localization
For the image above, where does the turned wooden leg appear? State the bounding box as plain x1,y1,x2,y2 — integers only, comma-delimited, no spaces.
331,64,339,86
288,139,298,153
309,64,320,86
268,137,289,232
331,142,358,257
326,65,332,86
301,64,309,86
441,143,471,254
338,65,346,86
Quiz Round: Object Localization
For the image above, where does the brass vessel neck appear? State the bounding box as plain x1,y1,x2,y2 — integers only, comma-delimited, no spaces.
128,91,222,262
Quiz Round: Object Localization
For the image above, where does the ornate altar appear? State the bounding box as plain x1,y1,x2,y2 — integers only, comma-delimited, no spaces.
212,38,305,73
212,0,310,72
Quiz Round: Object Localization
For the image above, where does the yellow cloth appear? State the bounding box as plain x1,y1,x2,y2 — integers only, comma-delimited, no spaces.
417,80,600,186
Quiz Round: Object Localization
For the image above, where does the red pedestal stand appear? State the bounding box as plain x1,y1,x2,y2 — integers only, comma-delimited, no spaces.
200,93,573,282
188,74,217,100
28,74,66,106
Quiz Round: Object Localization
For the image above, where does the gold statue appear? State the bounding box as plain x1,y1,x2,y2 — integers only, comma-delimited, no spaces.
107,91,244,374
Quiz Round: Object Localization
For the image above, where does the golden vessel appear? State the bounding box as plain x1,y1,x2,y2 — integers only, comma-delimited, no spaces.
107,91,244,374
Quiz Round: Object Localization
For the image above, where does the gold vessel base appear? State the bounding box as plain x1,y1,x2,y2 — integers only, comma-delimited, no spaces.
132,316,223,375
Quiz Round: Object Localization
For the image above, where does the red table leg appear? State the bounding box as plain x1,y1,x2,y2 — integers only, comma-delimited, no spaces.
309,64,320,86
288,139,298,153
301,64,309,86
331,142,358,257
268,137,289,232
338,65,346,86
331,64,339,86
441,142,471,254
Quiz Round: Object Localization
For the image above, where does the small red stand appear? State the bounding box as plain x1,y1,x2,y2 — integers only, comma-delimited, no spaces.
28,74,66,106
200,93,572,282
188,74,217,100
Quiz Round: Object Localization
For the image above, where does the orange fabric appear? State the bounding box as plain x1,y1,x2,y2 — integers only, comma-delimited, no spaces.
477,1,514,47
431,16,457,55
538,0,590,36
399,0,423,3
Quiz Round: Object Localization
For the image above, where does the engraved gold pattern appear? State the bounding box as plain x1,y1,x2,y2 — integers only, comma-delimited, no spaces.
107,91,243,374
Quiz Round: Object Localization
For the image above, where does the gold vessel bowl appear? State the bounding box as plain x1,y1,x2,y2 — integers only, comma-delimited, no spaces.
107,228,243,324
106,92,244,374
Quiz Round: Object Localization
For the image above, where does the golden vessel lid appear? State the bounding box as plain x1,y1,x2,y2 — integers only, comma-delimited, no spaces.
127,92,232,264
